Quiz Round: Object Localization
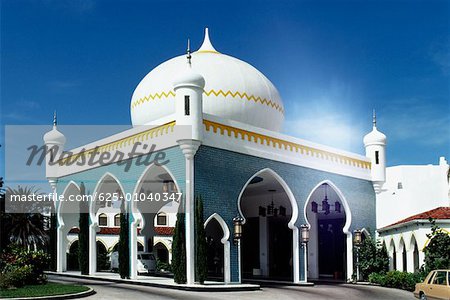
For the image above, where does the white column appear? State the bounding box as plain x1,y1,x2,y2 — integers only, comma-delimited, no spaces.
237,239,242,283
406,249,415,273
292,227,300,283
129,221,138,279
177,139,201,285
56,226,66,272
88,224,97,275
50,179,64,273
396,251,403,271
346,233,354,281
224,241,231,284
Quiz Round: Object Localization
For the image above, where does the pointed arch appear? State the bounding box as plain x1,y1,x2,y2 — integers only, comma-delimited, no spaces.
129,163,181,279
58,180,81,227
304,180,353,281
90,172,126,227
237,168,298,230
237,168,300,283
304,180,352,236
204,213,231,283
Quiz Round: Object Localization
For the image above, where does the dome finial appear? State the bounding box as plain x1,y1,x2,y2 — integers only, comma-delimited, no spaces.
197,27,218,53
372,109,376,127
53,110,57,128
186,38,192,67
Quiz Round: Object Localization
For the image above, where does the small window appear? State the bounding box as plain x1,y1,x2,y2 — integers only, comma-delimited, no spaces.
433,271,447,285
98,213,108,226
157,213,167,226
114,214,120,227
375,151,380,165
397,182,403,189
184,95,190,116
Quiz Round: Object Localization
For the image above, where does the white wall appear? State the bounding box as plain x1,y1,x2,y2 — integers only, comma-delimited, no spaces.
377,157,450,229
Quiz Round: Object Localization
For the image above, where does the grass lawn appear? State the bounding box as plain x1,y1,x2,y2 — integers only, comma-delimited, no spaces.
0,282,90,298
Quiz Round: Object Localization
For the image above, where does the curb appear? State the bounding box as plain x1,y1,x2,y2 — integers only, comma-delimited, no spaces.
46,272,260,292
0,287,95,300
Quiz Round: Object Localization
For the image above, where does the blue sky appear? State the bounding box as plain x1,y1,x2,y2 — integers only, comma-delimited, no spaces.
1,0,449,169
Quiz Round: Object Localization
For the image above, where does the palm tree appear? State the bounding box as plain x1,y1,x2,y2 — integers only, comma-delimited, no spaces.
4,186,50,249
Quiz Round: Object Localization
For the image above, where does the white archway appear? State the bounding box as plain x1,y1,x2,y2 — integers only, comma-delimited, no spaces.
237,168,300,283
129,163,181,279
204,213,231,284
57,181,81,272
304,180,353,281
88,172,125,275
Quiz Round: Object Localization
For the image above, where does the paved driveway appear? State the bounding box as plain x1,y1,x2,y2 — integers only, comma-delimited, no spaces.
49,275,416,300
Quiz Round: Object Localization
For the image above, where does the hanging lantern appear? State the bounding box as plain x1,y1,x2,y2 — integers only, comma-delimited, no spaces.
335,201,341,213
354,229,362,246
233,216,244,244
311,201,318,213
300,224,310,243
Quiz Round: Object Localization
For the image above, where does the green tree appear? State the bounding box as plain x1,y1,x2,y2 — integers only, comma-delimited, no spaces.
78,183,89,275
195,196,207,284
118,199,130,279
423,218,450,272
4,186,49,249
355,235,389,280
172,212,186,284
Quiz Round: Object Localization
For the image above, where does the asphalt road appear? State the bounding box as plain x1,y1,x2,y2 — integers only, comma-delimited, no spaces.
49,275,416,300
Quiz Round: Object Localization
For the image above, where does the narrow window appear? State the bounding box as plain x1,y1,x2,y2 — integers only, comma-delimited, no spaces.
397,182,403,189
184,95,190,116
114,214,120,227
375,151,380,165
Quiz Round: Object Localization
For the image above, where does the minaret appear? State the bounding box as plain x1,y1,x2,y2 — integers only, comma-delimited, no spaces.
173,39,206,285
363,110,387,193
173,39,206,141
43,111,66,179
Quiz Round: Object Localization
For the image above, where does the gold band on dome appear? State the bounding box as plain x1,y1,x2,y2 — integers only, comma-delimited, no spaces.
131,89,285,114
131,91,176,109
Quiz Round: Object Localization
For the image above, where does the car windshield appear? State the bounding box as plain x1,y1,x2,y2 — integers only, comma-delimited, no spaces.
139,254,154,260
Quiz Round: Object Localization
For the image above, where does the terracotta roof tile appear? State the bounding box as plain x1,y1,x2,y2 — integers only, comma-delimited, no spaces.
68,227,142,235
382,206,450,229
154,226,174,236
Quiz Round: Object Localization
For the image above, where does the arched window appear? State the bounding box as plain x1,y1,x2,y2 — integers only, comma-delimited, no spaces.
114,214,120,227
156,213,167,226
98,213,108,227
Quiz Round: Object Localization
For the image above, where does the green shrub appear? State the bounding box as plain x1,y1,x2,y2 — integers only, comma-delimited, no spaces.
355,236,389,281
368,271,423,291
0,245,49,288
0,265,33,289
423,219,450,273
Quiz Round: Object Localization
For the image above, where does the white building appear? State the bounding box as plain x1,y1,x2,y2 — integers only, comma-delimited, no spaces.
377,157,450,272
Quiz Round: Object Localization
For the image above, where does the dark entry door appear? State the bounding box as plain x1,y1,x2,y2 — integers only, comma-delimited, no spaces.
318,218,346,280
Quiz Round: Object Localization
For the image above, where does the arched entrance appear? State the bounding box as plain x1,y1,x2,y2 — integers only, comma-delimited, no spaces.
89,173,125,274
154,242,169,263
238,169,298,282
410,235,420,273
67,240,79,271
388,239,397,270
204,213,231,283
305,181,350,280
130,164,180,278
96,241,109,271
57,181,81,272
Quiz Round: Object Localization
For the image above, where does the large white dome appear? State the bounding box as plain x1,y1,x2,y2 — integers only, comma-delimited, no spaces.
130,29,284,132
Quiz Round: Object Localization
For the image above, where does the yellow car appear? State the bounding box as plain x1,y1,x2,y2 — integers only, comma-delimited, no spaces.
414,270,450,300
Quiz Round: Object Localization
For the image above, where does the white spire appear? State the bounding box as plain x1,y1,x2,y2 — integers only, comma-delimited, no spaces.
372,109,376,128
53,110,57,128
186,38,192,67
197,27,218,53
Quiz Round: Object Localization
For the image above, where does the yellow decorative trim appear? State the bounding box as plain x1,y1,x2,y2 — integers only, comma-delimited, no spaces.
203,120,371,170
131,89,284,114
131,91,176,109
58,121,176,165
196,50,220,54
203,89,284,114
